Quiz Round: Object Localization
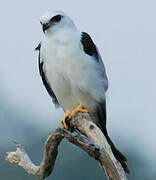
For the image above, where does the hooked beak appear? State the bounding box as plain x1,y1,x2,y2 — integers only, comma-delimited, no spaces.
42,23,50,33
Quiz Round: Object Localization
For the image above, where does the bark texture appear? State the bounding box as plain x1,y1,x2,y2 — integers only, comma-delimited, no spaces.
6,112,128,180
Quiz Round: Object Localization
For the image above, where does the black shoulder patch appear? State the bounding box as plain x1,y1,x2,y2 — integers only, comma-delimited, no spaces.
39,61,60,107
35,43,41,51
81,32,98,58
37,44,60,108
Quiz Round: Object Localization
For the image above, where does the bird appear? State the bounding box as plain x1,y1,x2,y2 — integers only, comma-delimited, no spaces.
35,10,129,173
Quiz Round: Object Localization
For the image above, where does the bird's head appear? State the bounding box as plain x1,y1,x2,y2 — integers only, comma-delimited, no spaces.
40,10,76,35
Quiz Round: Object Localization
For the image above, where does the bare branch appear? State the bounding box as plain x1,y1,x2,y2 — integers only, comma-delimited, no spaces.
6,128,64,179
6,112,128,180
69,113,127,180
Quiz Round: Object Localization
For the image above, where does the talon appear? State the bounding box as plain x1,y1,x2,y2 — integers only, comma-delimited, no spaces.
61,111,70,129
61,106,88,129
68,105,88,119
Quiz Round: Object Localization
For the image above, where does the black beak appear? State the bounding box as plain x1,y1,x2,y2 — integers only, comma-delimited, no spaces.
42,23,50,33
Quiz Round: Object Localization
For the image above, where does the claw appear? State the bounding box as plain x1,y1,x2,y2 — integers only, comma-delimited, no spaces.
61,111,70,129
68,105,88,119
61,105,88,129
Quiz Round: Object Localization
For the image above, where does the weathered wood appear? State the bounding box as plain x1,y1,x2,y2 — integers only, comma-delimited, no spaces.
5,112,128,180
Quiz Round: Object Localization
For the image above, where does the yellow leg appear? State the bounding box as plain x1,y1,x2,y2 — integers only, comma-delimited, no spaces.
68,105,88,119
61,111,70,129
61,105,88,129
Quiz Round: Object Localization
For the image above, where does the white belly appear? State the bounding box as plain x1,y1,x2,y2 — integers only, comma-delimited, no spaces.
44,55,95,112
41,35,106,112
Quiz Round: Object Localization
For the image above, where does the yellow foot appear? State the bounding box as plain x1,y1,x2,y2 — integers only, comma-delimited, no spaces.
61,111,70,129
68,105,88,119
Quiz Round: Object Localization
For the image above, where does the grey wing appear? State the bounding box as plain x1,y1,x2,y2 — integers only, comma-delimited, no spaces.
80,32,129,173
35,43,60,108
80,31,108,127
80,32,108,91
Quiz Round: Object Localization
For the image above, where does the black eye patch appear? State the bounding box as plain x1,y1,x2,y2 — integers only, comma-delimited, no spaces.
50,15,62,23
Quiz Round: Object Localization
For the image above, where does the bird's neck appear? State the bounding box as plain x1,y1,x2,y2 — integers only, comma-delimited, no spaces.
45,28,80,45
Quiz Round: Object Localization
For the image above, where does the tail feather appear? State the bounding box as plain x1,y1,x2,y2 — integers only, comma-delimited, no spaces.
106,134,130,173
94,100,130,174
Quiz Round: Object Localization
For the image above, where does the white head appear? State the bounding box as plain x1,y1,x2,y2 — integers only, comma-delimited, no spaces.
40,10,77,35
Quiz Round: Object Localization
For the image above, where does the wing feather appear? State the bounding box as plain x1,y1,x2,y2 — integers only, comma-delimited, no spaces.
81,33,129,173
35,43,60,108
80,32,108,91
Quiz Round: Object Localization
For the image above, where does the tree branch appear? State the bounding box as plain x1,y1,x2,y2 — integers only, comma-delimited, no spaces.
5,112,128,180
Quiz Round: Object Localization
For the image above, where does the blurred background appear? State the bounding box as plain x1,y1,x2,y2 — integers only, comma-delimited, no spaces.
0,0,156,179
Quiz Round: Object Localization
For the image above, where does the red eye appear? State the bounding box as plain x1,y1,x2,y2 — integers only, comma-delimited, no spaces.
50,15,62,23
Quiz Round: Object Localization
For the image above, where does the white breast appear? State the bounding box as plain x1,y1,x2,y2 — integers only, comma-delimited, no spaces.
40,30,106,112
